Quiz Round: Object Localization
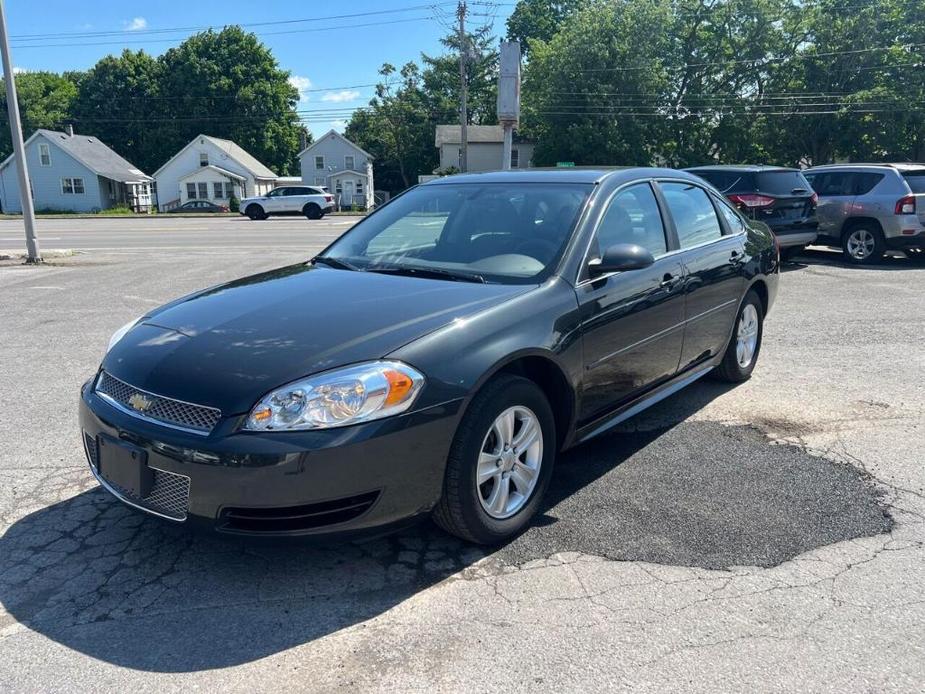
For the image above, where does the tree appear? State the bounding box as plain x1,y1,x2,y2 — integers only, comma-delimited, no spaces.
157,27,303,174
69,50,164,173
506,0,581,57
0,72,77,160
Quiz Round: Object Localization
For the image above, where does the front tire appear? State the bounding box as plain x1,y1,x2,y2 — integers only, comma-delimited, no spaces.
433,374,555,544
842,223,884,264
245,204,266,221
712,290,764,383
304,203,322,220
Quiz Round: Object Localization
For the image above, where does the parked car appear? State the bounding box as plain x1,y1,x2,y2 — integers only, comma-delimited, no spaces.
167,200,228,213
240,186,335,220
803,163,925,263
79,168,778,544
685,165,818,259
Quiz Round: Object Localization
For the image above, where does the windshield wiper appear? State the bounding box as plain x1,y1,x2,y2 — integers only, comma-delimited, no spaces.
366,265,486,284
312,255,359,271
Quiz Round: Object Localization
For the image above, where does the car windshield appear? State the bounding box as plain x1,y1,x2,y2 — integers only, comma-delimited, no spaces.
319,182,593,283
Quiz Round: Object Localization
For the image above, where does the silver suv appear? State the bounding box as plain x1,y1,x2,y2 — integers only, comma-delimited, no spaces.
803,164,925,263
240,186,335,221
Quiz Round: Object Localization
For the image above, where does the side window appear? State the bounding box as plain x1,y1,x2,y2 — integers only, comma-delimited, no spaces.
715,197,747,234
594,183,667,257
814,172,853,196
661,182,723,249
852,173,884,195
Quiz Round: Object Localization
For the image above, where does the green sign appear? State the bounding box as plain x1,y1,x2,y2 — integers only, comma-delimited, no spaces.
556,161,576,167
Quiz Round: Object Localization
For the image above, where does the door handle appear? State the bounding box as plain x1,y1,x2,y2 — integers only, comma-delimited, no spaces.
660,273,678,288
729,250,743,263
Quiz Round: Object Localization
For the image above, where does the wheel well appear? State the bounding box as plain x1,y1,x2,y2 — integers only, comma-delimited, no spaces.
497,356,574,450
749,279,768,316
841,217,883,238
303,202,320,210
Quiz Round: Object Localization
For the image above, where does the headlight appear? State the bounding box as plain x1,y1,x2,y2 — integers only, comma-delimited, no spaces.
107,317,143,353
245,361,425,431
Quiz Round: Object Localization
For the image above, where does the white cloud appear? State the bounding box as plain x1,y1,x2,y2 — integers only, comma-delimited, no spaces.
289,75,312,103
12,66,27,74
321,90,361,103
330,120,348,132
123,17,148,31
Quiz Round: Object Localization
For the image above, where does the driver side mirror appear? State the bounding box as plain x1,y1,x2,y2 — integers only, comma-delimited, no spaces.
588,243,655,276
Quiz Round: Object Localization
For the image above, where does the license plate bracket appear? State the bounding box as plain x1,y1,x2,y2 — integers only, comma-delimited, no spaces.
97,435,153,498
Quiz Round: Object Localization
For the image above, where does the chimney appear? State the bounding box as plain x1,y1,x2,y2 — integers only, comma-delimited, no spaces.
65,124,74,136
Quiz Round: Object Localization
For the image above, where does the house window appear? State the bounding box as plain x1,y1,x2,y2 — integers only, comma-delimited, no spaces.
61,177,84,194
335,181,343,195
345,155,354,171
213,182,224,198
356,181,364,195
315,155,324,170
225,182,236,198
200,152,209,166
198,182,208,199
510,148,520,168
314,177,325,186
186,183,197,199
39,143,51,167
457,148,462,167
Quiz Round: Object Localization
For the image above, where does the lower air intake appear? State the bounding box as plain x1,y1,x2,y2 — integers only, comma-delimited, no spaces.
219,491,380,534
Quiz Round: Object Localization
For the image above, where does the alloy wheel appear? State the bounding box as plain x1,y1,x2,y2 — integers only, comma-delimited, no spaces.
846,229,875,260
476,406,543,520
736,304,759,368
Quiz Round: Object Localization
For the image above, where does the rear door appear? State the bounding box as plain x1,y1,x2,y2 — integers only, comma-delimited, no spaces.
576,182,686,420
283,186,312,213
804,171,855,240
657,180,746,372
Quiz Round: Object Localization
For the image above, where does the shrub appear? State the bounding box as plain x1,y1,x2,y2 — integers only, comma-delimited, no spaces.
229,194,240,213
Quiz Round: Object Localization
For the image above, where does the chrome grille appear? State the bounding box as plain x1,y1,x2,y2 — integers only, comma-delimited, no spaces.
96,371,221,434
83,432,190,521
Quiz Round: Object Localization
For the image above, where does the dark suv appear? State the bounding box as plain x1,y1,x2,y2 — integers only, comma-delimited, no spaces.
686,165,818,258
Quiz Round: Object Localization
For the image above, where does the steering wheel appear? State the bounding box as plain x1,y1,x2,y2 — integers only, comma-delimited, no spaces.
514,238,559,264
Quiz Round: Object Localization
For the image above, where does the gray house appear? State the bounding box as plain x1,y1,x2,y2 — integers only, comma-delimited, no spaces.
435,125,535,173
0,128,153,214
298,130,374,209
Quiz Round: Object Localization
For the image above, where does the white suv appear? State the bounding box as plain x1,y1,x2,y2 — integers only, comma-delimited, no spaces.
240,186,335,221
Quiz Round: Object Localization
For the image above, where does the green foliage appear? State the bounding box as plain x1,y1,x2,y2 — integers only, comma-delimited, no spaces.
228,194,240,213
0,72,77,157
506,0,581,57
99,204,135,215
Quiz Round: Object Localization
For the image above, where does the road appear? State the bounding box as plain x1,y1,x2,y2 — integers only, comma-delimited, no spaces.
0,218,923,692
0,215,363,252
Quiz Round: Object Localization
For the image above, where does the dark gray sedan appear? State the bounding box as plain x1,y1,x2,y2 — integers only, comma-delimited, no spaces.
79,168,779,544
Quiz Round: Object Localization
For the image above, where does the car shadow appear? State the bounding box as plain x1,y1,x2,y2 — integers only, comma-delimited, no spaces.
782,246,925,271
0,379,890,672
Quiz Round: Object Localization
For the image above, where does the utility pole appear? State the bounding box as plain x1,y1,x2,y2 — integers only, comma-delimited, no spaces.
0,0,40,263
457,0,468,173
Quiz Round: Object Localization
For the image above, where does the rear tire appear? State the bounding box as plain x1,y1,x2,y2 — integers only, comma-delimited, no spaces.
842,223,884,264
304,203,322,220
712,290,764,383
433,374,555,545
245,204,266,221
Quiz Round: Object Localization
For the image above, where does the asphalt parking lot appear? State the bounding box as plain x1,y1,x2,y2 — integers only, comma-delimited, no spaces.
0,216,923,692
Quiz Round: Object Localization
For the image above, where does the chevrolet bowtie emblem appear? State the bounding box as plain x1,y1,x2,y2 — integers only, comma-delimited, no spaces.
128,393,154,413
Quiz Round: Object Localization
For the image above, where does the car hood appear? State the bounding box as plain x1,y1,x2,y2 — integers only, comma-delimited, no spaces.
103,264,531,415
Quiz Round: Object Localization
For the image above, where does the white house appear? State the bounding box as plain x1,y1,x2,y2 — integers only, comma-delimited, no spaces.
153,135,278,211
0,128,153,214
435,125,535,173
298,130,374,209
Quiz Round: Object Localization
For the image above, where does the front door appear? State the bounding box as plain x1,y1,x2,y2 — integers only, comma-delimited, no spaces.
577,182,686,421
657,181,746,371
342,180,355,207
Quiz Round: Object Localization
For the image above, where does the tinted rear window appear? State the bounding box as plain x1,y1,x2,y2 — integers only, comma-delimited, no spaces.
754,171,812,195
903,171,925,194
692,170,756,193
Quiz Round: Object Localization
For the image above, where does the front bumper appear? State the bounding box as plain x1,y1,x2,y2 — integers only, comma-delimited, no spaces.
79,379,462,537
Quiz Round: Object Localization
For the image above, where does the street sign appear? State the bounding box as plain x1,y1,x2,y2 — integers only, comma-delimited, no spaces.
556,162,576,167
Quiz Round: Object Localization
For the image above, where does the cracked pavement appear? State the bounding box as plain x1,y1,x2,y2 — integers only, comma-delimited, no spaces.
0,220,923,692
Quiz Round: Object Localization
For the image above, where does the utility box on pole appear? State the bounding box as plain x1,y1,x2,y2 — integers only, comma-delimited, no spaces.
497,40,521,171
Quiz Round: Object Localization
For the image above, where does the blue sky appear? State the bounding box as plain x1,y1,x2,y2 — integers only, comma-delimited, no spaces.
6,0,513,136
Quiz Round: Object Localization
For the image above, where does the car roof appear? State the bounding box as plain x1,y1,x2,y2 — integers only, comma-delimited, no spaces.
806,163,925,172
685,164,800,173
422,167,705,186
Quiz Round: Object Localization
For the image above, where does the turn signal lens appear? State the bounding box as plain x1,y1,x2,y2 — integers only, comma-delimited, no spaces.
244,361,425,431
